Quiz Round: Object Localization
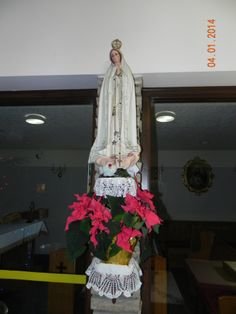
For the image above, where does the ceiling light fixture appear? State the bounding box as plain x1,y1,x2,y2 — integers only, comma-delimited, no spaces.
25,113,46,125
155,111,176,123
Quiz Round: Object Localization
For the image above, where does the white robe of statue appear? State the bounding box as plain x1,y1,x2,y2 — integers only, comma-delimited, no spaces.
88,48,140,177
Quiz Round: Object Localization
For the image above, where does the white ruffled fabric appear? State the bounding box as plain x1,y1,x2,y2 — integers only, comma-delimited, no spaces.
86,257,142,299
94,177,137,197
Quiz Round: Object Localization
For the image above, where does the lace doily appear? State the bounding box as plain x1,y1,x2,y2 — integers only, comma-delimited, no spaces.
86,257,142,299
94,177,137,197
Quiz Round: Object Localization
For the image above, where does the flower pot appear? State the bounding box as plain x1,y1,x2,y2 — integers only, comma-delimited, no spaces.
106,248,132,265
106,238,137,265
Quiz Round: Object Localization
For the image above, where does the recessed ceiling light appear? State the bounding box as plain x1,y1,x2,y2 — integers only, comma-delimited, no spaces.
155,111,176,123
25,113,46,125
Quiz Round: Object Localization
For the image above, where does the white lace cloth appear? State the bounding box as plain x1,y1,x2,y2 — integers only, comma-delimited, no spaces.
86,257,142,299
94,177,137,197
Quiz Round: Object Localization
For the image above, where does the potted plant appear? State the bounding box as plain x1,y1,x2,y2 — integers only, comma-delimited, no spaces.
65,184,162,265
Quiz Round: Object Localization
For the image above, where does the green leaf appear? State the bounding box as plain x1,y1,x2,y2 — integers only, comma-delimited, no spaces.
90,232,112,260
113,213,124,222
106,195,124,216
89,242,106,261
140,235,153,263
141,226,148,237
80,218,90,233
70,246,87,260
108,243,121,258
123,212,133,227
65,221,90,260
133,220,144,230
132,215,140,225
114,168,131,177
140,243,153,263
106,220,121,237
153,224,160,234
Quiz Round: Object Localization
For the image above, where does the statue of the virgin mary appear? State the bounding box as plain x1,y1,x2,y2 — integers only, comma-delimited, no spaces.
89,40,141,177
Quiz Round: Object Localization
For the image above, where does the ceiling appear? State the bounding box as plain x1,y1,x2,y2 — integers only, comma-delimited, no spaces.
0,105,93,150
154,102,236,150
0,102,235,158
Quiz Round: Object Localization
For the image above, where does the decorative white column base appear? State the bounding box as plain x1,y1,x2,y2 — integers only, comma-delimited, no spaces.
91,290,142,313
86,257,142,299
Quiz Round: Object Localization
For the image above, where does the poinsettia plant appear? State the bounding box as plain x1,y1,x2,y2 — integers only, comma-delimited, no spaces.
65,184,162,262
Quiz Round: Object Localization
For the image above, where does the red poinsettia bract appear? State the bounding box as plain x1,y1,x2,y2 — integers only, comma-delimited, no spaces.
65,193,91,231
88,198,112,246
116,226,142,253
136,186,156,211
65,194,112,247
122,188,162,233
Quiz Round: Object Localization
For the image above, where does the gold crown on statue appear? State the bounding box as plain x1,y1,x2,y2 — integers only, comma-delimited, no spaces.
111,39,122,50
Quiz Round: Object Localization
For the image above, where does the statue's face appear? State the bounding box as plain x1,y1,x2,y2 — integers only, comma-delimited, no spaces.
110,49,121,65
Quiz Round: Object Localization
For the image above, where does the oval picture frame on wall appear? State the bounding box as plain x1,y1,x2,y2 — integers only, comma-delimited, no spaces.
182,156,214,195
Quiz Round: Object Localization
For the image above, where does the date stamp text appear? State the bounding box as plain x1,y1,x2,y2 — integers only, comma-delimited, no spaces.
207,19,216,68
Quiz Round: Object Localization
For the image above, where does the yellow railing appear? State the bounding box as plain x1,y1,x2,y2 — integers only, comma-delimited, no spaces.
0,270,86,285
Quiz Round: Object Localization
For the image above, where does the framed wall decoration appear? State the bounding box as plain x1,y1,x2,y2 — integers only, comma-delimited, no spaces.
182,156,214,195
